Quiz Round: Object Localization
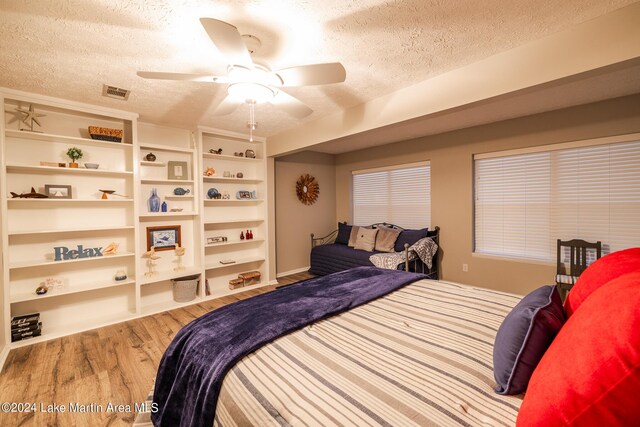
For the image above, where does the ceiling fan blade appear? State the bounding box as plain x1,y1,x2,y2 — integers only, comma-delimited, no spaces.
270,91,313,118
137,71,224,82
200,18,253,68
212,94,242,116
274,62,346,86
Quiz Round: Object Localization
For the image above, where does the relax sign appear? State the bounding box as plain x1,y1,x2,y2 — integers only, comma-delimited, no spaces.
54,245,103,261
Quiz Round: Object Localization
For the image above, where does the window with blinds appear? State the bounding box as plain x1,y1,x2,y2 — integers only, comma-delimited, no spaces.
474,138,640,261
353,162,430,229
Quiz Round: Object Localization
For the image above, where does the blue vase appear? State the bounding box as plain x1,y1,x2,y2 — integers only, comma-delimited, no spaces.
161,201,167,212
149,188,160,212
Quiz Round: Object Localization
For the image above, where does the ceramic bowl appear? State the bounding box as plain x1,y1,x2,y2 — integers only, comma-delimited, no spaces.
84,163,99,169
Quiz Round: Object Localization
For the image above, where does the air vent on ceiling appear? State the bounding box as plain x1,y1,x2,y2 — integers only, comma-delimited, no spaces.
102,85,130,101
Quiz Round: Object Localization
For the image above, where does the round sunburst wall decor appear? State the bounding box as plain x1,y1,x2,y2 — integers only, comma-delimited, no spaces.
296,174,319,205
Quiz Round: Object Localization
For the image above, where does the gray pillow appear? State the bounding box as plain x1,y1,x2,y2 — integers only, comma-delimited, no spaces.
354,228,378,251
375,227,401,252
493,285,565,395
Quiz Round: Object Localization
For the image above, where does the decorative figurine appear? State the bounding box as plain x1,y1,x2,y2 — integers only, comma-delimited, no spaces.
233,152,244,157
142,246,161,276
237,172,243,178
174,244,186,271
15,104,46,132
221,191,230,200
36,285,48,295
245,149,256,158
115,271,127,281
148,188,160,212
145,152,157,162
161,201,168,212
173,187,190,196
204,166,216,176
209,148,223,155
10,187,48,198
207,188,220,199
99,189,128,199
66,147,83,168
240,231,245,240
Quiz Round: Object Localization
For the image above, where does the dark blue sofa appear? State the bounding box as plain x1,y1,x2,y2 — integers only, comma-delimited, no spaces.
309,224,439,278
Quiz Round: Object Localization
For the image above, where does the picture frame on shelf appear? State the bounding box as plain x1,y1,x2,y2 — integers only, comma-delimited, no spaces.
44,184,72,199
168,161,189,180
146,225,182,251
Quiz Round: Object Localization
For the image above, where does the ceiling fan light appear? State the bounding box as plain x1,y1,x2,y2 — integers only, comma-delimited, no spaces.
227,82,275,103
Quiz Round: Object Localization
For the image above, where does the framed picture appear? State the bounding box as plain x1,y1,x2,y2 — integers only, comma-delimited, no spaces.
146,225,181,251
168,161,189,180
45,184,72,199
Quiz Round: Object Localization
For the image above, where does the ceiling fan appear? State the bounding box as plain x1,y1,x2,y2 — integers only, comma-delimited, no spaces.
137,18,346,119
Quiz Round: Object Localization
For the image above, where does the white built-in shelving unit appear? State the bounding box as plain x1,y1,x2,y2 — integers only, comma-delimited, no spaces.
198,126,269,299
1,88,139,347
0,89,271,351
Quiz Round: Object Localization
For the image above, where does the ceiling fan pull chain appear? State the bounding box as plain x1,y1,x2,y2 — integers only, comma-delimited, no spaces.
248,101,256,142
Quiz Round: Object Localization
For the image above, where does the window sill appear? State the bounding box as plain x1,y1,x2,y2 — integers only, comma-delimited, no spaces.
472,252,556,267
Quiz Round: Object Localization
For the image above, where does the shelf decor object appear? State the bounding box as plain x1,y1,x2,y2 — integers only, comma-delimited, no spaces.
66,146,83,168
148,188,160,212
146,225,182,251
15,104,45,132
45,184,72,199
88,126,123,142
142,246,161,276
145,152,156,162
296,173,319,205
168,161,188,180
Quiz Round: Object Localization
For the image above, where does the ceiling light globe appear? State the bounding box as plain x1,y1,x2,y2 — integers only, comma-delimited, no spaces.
227,82,275,104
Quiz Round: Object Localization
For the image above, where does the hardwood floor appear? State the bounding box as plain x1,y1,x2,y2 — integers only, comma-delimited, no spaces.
0,272,313,427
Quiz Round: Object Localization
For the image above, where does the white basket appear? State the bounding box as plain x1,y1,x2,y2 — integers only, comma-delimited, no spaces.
171,274,200,303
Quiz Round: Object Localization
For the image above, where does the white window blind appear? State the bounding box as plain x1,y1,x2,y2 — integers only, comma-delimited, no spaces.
474,139,640,261
353,163,430,228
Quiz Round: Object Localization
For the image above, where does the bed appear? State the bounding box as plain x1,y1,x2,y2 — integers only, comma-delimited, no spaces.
143,267,523,427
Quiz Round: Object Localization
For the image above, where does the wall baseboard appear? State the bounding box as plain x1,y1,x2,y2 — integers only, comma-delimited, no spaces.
0,344,10,373
276,266,310,278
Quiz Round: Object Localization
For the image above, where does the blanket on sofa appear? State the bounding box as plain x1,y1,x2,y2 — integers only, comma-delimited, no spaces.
151,267,426,427
369,237,438,270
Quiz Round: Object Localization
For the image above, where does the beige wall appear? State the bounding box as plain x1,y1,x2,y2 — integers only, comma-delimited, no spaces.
275,151,336,275
335,94,640,295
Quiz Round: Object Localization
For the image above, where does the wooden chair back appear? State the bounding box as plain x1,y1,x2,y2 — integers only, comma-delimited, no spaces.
556,239,602,277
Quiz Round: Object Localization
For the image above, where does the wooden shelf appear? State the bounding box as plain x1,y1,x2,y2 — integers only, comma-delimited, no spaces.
140,161,165,167
9,252,135,270
10,279,136,303
5,129,132,149
6,164,133,176
139,211,197,218
202,152,261,162
204,218,264,225
205,256,265,270
203,176,263,183
140,178,193,185
141,297,202,316
204,199,264,204
205,282,271,299
139,266,202,285
8,198,133,204
164,195,194,200
139,143,194,154
8,225,134,236
205,238,264,248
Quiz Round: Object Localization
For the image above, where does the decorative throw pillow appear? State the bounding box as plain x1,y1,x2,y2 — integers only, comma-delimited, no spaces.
375,227,401,252
394,228,429,252
335,222,352,245
347,226,360,248
517,272,640,426
354,227,378,252
564,247,640,318
493,285,565,395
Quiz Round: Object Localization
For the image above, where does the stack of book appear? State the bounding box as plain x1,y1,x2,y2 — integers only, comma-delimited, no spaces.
11,313,42,342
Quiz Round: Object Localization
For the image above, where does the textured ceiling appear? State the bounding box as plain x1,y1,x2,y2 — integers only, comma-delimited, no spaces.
0,0,637,140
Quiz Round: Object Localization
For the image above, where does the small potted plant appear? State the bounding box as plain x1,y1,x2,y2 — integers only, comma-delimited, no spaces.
66,147,83,168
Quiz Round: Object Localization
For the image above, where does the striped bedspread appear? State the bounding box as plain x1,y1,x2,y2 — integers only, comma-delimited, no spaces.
214,280,523,427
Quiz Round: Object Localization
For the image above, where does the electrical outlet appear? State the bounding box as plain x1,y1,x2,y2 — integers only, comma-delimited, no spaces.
462,263,468,272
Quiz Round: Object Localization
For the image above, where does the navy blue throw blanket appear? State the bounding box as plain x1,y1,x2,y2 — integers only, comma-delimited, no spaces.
151,267,426,427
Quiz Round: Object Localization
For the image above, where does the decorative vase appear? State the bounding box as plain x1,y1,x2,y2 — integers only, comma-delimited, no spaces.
145,152,156,162
240,231,245,240
69,162,79,168
161,201,167,212
148,188,160,212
